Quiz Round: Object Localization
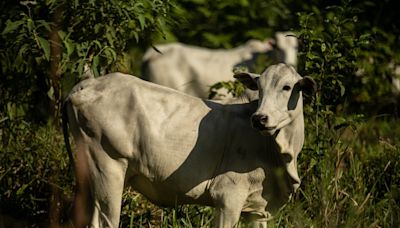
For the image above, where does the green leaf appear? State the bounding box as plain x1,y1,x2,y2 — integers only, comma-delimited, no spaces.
58,30,66,39
321,43,326,52
138,14,146,30
305,61,313,70
306,52,319,61
16,184,29,196
77,61,84,76
47,86,54,100
59,31,75,56
338,81,345,97
132,31,139,42
37,37,50,60
309,158,318,170
2,20,24,35
239,0,249,7
93,40,102,48
27,18,34,32
104,47,117,63
92,55,99,77
37,20,51,32
65,40,75,56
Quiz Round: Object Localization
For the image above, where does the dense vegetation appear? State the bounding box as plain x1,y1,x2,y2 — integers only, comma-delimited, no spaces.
1,0,399,227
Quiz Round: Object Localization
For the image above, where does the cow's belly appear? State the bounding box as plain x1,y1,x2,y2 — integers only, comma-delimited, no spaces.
126,174,214,207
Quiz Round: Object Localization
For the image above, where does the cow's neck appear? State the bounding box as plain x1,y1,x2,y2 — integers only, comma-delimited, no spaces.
276,111,304,153
274,108,304,189
235,46,256,60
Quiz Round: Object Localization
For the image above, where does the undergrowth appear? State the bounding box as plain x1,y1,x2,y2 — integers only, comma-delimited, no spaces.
1,115,398,227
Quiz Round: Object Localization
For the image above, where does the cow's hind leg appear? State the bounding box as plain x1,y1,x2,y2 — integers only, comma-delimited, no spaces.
89,150,128,228
73,140,128,228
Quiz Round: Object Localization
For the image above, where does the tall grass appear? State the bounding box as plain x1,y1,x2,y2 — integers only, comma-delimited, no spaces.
0,119,73,226
0,115,398,227
272,118,400,227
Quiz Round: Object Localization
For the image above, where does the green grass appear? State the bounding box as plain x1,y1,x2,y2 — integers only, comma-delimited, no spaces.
272,118,400,227
0,118,399,227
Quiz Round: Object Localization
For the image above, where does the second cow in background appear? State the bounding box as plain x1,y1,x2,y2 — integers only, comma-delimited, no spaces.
141,32,298,99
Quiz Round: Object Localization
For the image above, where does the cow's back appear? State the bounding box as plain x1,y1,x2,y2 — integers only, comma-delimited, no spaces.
142,43,248,98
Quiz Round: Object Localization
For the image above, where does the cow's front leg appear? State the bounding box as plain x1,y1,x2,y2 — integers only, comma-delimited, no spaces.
213,191,248,228
250,219,268,228
243,212,269,228
214,205,242,228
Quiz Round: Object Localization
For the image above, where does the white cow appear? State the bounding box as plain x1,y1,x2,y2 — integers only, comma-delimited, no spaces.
63,63,315,227
275,32,298,68
142,32,298,99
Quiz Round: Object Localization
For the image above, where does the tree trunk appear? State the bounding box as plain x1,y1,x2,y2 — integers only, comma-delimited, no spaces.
49,4,63,125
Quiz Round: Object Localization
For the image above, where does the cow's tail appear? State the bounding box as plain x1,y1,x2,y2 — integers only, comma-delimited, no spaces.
62,100,75,175
62,100,93,226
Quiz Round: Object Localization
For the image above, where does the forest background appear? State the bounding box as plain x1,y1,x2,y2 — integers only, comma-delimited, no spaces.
0,0,399,227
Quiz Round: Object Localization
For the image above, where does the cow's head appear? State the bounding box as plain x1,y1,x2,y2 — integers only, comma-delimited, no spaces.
234,63,316,135
245,39,274,53
275,32,298,67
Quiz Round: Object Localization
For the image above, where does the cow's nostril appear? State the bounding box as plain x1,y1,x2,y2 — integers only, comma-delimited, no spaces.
251,114,268,128
252,114,268,123
259,115,268,124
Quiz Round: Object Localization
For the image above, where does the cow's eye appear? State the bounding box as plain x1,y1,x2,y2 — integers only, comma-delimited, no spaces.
282,85,291,91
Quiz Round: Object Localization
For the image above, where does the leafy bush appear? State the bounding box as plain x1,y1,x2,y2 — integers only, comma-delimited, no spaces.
168,0,301,48
0,0,175,122
273,118,400,227
276,3,400,226
0,119,72,223
297,3,399,114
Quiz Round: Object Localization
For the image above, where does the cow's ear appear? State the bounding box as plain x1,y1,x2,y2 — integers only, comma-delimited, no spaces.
234,72,260,90
299,76,317,95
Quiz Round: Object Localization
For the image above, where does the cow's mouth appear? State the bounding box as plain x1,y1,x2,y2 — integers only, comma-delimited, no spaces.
255,125,277,136
264,126,277,131
252,120,277,131
263,126,277,135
